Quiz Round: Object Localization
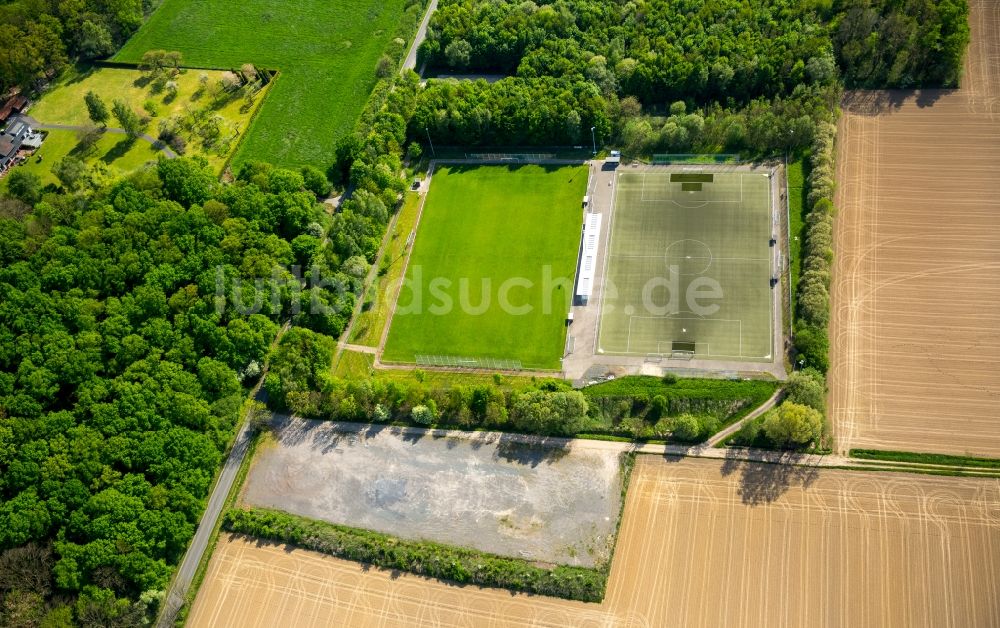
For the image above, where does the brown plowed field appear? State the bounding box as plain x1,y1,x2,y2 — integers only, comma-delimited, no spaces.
830,0,1000,456
189,456,1000,627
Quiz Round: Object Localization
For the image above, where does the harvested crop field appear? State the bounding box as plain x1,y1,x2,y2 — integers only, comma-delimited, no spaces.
192,456,1000,627
830,0,1000,457
241,418,622,567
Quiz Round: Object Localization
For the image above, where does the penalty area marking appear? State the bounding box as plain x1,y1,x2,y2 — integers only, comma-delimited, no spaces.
625,315,757,359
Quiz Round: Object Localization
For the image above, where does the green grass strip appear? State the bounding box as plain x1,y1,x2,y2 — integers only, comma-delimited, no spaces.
850,449,1000,469
223,507,608,602
786,155,809,305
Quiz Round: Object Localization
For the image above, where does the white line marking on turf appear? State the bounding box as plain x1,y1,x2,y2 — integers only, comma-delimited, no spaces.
626,316,632,353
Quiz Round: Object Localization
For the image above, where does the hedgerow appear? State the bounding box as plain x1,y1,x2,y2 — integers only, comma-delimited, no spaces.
793,120,838,374
223,508,607,602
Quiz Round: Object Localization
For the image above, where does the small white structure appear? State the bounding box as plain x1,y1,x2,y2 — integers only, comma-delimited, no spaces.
21,132,43,150
606,150,621,164
574,212,603,304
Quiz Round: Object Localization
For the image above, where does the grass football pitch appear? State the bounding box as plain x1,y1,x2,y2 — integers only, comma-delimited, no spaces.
114,0,409,168
598,170,774,361
383,164,587,370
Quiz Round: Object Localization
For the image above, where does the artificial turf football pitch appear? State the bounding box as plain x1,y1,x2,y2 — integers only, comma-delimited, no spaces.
598,170,774,361
383,164,587,370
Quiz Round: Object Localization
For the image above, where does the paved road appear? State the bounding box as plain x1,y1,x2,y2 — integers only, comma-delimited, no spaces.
155,323,289,628
402,0,438,76
17,114,177,158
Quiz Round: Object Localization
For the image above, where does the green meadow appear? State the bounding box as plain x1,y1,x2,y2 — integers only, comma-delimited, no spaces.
115,0,413,168
383,164,588,370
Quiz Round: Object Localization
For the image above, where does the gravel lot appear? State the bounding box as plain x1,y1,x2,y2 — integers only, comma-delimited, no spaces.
242,417,623,567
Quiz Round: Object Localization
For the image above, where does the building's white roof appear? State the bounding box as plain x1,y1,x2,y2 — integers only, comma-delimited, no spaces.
575,212,603,298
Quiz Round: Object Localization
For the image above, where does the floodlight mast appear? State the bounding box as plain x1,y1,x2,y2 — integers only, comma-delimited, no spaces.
590,126,597,155
425,127,436,158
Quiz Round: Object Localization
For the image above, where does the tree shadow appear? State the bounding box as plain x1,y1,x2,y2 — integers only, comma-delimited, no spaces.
100,137,138,164
841,88,955,116
442,162,586,181
398,424,428,443
493,433,570,467
69,134,103,160
271,416,399,454
64,66,98,86
719,448,820,506
660,445,706,462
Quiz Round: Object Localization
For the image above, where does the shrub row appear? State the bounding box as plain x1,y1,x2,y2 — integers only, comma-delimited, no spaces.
280,377,592,437
582,375,778,404
269,372,777,442
850,449,1000,469
793,120,837,373
223,508,607,602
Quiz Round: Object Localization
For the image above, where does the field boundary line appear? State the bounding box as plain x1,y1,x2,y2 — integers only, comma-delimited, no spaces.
220,70,279,175
334,184,417,367
594,168,621,354
373,163,436,364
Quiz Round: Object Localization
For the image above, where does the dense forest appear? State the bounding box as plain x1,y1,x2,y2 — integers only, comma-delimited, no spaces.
0,54,418,622
834,0,970,87
419,0,969,99
0,156,374,624
412,0,968,152
420,0,836,104
0,0,154,95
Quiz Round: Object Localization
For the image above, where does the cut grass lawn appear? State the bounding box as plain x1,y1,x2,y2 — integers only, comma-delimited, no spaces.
350,192,423,347
787,155,809,307
1,129,161,192
383,164,588,370
348,367,561,391
333,350,375,379
114,0,412,168
28,65,268,173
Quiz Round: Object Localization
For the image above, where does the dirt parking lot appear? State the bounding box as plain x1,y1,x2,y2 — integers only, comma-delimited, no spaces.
192,456,1000,627
830,0,1000,457
241,418,623,567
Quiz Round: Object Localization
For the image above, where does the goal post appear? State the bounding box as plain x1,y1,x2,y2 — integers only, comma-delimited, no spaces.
661,340,697,360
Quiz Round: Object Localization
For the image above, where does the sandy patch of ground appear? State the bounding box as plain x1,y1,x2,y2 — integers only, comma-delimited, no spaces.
830,0,1000,456
192,456,1000,627
241,418,622,567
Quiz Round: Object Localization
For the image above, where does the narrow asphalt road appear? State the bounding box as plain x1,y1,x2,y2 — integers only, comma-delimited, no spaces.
18,114,177,158
402,0,438,76
155,323,289,628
